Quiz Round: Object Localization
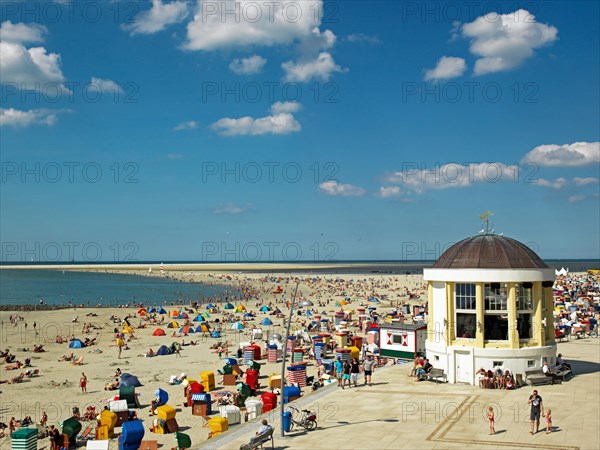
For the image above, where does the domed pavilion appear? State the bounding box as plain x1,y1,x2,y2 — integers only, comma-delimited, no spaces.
423,233,556,384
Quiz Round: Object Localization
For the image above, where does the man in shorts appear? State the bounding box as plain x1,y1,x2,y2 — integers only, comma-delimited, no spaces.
334,357,343,387
350,357,360,387
528,389,544,434
363,355,376,386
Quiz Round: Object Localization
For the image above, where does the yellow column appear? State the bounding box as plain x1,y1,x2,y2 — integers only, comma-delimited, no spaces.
544,286,555,343
446,282,455,345
476,283,484,347
533,282,544,345
507,283,519,348
427,281,434,342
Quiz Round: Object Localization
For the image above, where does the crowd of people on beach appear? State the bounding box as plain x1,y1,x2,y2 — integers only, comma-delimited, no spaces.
1,269,596,448
554,272,600,339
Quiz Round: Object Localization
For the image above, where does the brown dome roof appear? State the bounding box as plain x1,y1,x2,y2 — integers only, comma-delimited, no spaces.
432,235,549,269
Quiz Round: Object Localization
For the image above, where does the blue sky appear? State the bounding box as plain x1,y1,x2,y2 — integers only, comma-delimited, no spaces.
1,0,599,262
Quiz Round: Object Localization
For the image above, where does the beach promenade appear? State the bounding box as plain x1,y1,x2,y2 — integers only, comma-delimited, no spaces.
207,336,599,450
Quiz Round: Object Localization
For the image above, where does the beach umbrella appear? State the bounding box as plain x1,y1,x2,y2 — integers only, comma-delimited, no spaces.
170,310,179,318
259,306,271,312
187,327,196,334
204,312,211,318
138,308,147,314
236,304,246,312
231,322,244,330
193,315,205,322
206,304,214,310
69,339,85,349
261,318,273,326
182,325,191,334
154,388,169,404
211,331,221,338
148,307,157,313
152,328,166,336
158,307,167,314
197,323,210,333
224,303,234,310
119,373,142,387
244,312,254,318
167,321,179,328
179,313,189,319
156,345,171,356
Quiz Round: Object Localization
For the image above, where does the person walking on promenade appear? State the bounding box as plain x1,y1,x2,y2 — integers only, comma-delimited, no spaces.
363,354,376,386
544,408,553,434
350,357,360,388
528,389,544,434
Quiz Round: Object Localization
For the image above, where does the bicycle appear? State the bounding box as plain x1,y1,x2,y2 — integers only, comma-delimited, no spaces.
287,404,317,431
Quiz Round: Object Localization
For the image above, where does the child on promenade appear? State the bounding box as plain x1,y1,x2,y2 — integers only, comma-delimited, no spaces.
544,409,552,434
487,407,495,435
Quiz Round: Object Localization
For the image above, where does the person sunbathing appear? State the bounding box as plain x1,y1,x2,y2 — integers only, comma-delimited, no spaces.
82,406,97,421
21,416,32,427
104,379,119,390
70,356,84,366
146,348,155,357
5,361,23,370
33,345,45,353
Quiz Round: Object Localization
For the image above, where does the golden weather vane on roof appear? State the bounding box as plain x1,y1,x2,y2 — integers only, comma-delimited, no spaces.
479,211,495,234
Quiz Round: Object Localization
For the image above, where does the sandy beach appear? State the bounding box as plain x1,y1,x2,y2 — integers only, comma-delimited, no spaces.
0,267,427,449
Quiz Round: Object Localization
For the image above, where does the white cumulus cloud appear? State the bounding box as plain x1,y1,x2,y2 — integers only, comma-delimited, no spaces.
126,0,190,35
282,52,346,82
378,186,403,198
90,77,123,94
383,163,519,194
173,120,199,131
0,21,46,43
521,142,600,167
534,177,568,190
184,1,324,51
0,21,66,90
424,56,467,81
270,101,301,114
319,181,366,197
211,103,301,136
461,9,558,75
0,107,62,127
229,55,267,75
573,177,599,186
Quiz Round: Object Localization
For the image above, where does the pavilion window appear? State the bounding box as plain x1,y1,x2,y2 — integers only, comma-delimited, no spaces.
516,283,534,339
484,283,509,340
455,283,476,339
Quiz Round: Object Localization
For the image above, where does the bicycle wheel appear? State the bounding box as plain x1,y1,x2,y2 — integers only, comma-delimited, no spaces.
305,419,317,431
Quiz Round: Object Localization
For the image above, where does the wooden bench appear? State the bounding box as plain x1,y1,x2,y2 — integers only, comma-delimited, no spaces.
525,369,552,386
426,368,447,383
239,427,274,450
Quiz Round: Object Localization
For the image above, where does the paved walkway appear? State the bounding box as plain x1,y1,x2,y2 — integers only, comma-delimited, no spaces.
201,337,599,450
